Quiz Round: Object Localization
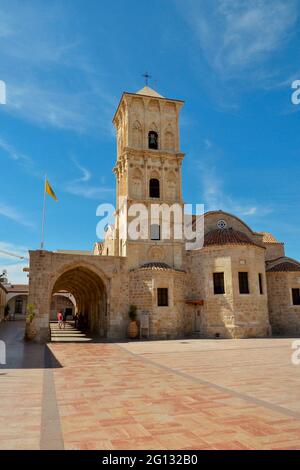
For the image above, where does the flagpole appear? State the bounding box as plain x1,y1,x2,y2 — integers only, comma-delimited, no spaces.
40,175,47,250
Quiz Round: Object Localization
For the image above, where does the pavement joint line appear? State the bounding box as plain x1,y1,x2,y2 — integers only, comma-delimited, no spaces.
116,343,300,421
40,350,64,450
128,344,295,356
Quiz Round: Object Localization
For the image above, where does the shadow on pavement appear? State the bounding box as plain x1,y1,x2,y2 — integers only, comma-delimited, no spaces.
0,320,62,369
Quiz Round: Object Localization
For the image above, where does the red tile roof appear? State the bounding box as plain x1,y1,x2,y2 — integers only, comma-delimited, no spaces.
267,262,300,272
4,284,28,293
204,228,261,248
257,232,281,244
135,262,185,273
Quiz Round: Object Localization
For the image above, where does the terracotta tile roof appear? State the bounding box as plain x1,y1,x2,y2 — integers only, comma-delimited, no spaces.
4,284,28,293
257,232,281,244
135,262,185,273
267,262,300,272
204,228,261,248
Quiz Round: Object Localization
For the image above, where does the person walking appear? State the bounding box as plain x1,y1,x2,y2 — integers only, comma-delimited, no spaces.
57,311,63,329
63,310,67,329
4,305,10,322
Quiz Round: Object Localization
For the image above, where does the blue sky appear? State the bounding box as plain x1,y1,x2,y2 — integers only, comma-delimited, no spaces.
0,0,300,282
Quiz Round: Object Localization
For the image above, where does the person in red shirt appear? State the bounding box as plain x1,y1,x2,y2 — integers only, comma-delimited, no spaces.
57,311,63,329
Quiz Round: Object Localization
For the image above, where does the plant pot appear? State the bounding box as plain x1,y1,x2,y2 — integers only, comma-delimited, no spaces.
25,322,37,341
128,320,138,339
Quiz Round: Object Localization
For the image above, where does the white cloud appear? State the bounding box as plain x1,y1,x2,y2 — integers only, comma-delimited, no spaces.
0,202,34,228
65,160,114,200
0,1,116,134
203,138,212,149
0,241,29,260
0,135,42,178
178,0,298,79
0,242,29,284
0,262,28,284
4,80,115,135
0,136,32,165
197,154,273,218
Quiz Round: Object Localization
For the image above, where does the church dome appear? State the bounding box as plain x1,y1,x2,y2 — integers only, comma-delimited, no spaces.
204,228,261,248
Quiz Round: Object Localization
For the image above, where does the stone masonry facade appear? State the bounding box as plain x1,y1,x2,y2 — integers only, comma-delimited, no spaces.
28,86,300,341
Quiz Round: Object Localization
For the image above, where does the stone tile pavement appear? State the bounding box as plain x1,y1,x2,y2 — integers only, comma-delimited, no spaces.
1,321,300,450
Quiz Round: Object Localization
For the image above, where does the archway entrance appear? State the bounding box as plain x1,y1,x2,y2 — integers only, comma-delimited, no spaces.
51,266,107,337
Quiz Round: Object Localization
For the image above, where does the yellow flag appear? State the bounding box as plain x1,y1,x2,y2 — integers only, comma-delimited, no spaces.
45,179,58,202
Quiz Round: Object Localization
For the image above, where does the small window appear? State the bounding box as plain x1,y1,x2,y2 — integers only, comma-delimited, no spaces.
150,224,160,240
258,273,263,295
157,288,168,307
148,131,158,149
239,272,249,294
213,272,225,294
149,178,160,198
292,288,300,305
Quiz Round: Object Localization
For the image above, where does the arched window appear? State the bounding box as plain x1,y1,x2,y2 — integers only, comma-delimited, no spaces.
148,131,158,149
149,178,160,198
150,224,160,240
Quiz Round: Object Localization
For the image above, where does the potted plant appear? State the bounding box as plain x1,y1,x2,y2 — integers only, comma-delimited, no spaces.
25,303,37,340
127,304,138,339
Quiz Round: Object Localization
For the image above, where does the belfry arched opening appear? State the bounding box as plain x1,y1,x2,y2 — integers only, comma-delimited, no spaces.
51,266,107,337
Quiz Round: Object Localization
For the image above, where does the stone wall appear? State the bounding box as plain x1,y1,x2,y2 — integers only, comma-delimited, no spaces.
28,250,129,342
129,267,186,339
267,272,300,335
187,244,271,338
264,243,285,261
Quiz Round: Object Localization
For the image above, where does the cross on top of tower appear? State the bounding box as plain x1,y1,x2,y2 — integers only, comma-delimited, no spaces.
142,72,152,86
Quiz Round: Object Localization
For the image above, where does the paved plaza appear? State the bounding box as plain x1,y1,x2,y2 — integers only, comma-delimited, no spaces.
1,321,300,450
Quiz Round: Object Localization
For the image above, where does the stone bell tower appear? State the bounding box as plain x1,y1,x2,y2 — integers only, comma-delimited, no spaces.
112,85,185,269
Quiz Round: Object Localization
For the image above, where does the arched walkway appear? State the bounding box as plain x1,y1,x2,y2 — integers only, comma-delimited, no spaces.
7,294,28,317
51,266,108,337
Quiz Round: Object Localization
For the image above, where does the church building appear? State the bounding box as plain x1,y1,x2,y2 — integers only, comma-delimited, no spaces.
27,86,300,342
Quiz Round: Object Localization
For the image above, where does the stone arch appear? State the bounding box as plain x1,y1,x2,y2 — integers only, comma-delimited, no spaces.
149,169,160,180
131,167,143,198
166,171,177,200
148,99,160,113
148,246,165,262
132,97,144,113
149,122,158,133
164,125,175,151
7,293,28,316
164,101,176,115
49,262,109,337
50,293,76,321
132,120,143,148
148,123,159,149
149,170,160,198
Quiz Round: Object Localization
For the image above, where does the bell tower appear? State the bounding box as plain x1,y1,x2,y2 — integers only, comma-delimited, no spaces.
112,86,185,269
